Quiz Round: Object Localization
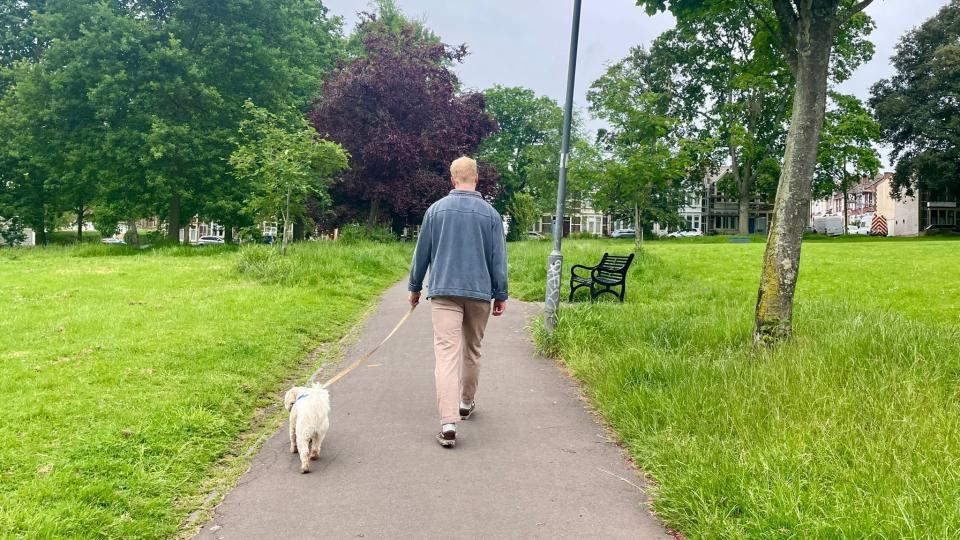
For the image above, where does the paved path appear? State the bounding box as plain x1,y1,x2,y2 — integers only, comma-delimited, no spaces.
194,281,669,540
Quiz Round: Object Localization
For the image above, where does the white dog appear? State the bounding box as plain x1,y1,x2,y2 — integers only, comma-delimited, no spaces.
283,383,331,473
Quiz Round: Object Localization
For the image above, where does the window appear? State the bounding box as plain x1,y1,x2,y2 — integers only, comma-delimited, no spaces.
713,216,738,230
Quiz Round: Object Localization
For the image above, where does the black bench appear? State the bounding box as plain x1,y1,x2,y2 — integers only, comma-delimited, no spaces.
569,252,635,302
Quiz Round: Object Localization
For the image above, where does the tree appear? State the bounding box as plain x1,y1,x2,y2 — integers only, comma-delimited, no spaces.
230,103,349,256
814,92,881,232
308,9,499,231
505,192,540,240
638,0,876,344
478,85,564,214
588,48,706,250
870,1,960,201
649,4,792,235
0,0,343,244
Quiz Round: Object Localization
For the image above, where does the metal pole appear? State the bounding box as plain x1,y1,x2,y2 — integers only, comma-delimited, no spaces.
544,0,582,334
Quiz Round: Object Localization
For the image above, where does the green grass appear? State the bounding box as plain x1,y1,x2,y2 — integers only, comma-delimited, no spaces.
0,242,410,538
508,237,960,538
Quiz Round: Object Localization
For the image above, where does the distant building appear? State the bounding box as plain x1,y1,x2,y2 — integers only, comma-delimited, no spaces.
651,167,773,236
534,198,611,237
810,171,960,236
874,173,920,236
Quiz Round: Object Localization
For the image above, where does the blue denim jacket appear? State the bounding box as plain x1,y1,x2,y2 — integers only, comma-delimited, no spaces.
408,189,508,301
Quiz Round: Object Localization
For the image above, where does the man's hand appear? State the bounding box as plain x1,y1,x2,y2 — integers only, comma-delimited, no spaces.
492,299,506,316
409,291,421,307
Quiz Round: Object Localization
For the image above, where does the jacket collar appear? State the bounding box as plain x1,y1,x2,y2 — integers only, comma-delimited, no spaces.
449,189,481,198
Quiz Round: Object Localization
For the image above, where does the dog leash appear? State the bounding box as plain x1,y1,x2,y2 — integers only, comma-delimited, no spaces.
315,303,418,389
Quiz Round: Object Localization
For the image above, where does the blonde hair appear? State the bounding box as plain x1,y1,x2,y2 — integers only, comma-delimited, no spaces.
450,156,479,185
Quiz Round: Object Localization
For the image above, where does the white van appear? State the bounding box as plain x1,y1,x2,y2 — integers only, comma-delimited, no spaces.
813,216,843,236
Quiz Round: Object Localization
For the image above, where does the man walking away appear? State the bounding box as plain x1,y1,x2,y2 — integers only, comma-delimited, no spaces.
408,156,508,448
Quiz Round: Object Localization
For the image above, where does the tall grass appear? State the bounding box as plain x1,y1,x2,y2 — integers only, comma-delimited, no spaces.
509,238,960,537
0,241,411,538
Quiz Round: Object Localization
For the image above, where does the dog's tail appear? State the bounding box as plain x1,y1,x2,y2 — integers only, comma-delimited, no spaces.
310,381,330,401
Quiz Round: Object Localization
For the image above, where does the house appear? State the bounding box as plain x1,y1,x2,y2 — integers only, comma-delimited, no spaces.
702,167,774,235
533,198,611,237
873,173,920,236
810,172,942,237
651,167,773,236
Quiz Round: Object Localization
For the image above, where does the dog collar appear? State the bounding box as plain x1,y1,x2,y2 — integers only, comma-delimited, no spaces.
295,393,309,403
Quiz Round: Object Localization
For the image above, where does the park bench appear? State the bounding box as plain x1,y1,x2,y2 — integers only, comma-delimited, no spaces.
568,252,635,303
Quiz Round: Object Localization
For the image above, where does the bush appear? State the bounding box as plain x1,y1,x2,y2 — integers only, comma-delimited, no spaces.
337,223,397,243
0,217,27,246
48,231,102,245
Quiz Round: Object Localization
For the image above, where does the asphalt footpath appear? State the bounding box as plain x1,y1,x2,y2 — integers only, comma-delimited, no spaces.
193,281,670,540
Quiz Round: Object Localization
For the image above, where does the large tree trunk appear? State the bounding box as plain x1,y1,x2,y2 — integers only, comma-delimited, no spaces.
224,225,234,244
281,187,292,256
76,206,84,241
293,217,305,242
730,148,751,236
842,188,849,236
127,219,139,247
754,25,834,345
634,200,642,251
168,193,182,243
738,194,751,235
367,197,381,229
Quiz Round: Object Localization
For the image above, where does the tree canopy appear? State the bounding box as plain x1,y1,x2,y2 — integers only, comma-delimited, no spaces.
308,11,499,230
588,47,708,247
871,0,960,199
0,0,342,243
231,102,349,254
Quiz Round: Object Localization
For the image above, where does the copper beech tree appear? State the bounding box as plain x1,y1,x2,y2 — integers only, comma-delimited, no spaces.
308,13,500,231
638,0,875,344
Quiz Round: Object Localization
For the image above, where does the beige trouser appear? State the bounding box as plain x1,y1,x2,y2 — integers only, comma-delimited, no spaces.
431,296,492,425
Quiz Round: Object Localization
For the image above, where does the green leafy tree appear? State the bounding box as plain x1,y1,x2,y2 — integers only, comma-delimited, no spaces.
479,86,564,211
230,102,349,256
0,0,342,244
870,1,960,201
814,92,881,232
637,0,876,344
649,4,792,234
589,49,704,250
505,191,540,241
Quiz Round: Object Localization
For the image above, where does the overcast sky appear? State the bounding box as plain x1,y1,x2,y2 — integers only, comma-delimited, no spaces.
323,0,950,169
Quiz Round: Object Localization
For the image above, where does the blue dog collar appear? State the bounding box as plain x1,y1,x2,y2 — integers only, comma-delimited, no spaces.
295,393,309,403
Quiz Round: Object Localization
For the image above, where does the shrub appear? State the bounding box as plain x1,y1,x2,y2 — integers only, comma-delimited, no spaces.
337,223,397,243
0,217,27,246
48,231,102,245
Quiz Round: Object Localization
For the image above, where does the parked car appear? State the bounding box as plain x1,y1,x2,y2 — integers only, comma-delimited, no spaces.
803,225,816,234
610,228,635,238
847,224,870,235
101,237,126,245
527,231,545,240
923,224,960,235
667,229,703,238
197,235,225,246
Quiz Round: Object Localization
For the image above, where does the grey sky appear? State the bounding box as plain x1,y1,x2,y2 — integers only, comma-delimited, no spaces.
323,0,949,168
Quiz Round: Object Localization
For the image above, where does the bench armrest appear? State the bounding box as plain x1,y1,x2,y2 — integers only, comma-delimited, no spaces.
570,264,596,279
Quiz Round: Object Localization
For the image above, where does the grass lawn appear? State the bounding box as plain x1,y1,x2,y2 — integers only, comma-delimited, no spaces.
0,242,410,538
509,236,960,538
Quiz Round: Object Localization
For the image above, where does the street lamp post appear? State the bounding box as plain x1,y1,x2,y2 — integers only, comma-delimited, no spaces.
544,0,583,334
